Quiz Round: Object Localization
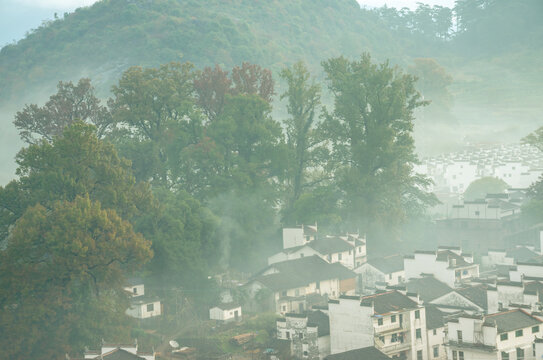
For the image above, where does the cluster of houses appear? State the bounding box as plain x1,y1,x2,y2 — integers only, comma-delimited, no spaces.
253,224,543,360
415,143,543,195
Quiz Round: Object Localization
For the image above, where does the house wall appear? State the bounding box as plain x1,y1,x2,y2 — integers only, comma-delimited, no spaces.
210,306,241,321
497,323,542,355
283,228,306,249
355,263,385,294
496,284,524,309
126,300,161,319
405,254,455,287
481,251,514,269
318,335,331,359
329,250,353,269
329,298,374,354
510,264,543,282
427,327,447,360
124,284,145,297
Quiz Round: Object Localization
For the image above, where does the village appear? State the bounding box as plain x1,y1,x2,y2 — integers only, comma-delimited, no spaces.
84,191,543,360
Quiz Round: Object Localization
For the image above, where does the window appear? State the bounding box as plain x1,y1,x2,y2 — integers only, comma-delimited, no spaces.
452,350,457,360
281,291,287,297
146,303,154,312
500,333,508,341
433,346,439,358
300,253,304,258
533,325,540,333
415,310,420,319
133,287,137,294
379,336,385,343
416,328,421,339
433,329,437,336
295,289,300,296
378,318,383,326
338,253,342,260
349,250,352,255
391,333,398,343
358,247,362,253
501,351,509,360
462,270,468,275
475,210,480,216
286,331,290,339
303,351,308,357
457,330,463,343
517,347,524,360
417,350,422,360
515,329,523,337
391,315,396,323
459,351,464,360
282,305,287,312
299,333,304,339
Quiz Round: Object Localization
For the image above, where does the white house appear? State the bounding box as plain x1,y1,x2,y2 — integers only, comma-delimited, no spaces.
209,303,242,322
124,280,161,319
245,256,356,314
355,254,405,294
446,309,543,360
510,262,543,282
84,341,155,360
404,248,479,288
425,305,448,360
487,280,543,314
277,310,330,359
283,224,318,249
328,291,429,359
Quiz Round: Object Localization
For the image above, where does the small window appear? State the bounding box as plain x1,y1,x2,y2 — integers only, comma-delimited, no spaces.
452,350,457,360
457,330,463,343
379,336,385,343
303,351,308,357
516,347,524,360
500,333,508,341
391,315,396,323
433,329,437,336
286,331,290,339
281,291,287,297
378,318,383,326
459,351,464,360
282,305,287,312
416,328,421,339
515,329,523,337
501,351,509,360
338,253,342,260
295,289,300,296
415,310,420,319
391,333,398,343
533,326,540,333
133,287,137,294
146,303,154,312
417,350,422,360
349,250,352,255
433,346,439,358
358,247,361,253
475,211,480,216
300,253,304,258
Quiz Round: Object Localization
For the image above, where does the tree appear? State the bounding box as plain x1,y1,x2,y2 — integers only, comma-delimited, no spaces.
280,61,324,205
321,53,436,239
464,177,509,201
0,122,152,241
0,196,152,359
13,78,111,143
408,58,453,114
523,126,543,152
231,62,275,103
193,65,232,122
108,62,202,186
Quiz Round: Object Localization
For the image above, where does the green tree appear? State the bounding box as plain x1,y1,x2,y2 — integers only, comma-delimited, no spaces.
0,196,152,359
321,53,436,238
13,78,111,143
408,58,453,113
0,122,152,241
464,177,509,201
108,62,202,187
280,61,324,205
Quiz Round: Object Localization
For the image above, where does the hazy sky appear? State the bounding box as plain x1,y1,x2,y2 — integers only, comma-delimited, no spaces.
0,0,456,47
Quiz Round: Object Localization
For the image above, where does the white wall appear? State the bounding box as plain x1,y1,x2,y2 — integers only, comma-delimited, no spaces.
427,327,447,360
210,306,241,321
510,264,543,282
283,227,306,249
124,284,145,297
329,298,374,354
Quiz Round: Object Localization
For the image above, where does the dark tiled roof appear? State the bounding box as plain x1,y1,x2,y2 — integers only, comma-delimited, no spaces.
456,285,488,309
368,254,404,274
361,291,419,315
309,237,353,255
405,276,453,302
484,309,542,333
436,250,470,268
308,310,330,337
325,346,390,360
426,305,447,330
506,247,539,263
524,281,543,301
213,302,240,311
252,256,355,292
126,277,144,286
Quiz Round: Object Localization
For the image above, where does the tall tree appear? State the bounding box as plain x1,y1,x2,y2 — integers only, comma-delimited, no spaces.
321,53,436,238
231,62,275,103
108,62,202,186
280,61,323,204
0,196,152,359
0,122,152,241
193,65,232,122
13,78,111,143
